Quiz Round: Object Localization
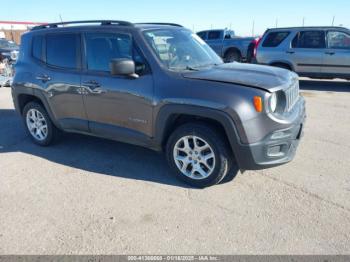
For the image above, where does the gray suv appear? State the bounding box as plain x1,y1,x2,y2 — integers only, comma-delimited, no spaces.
12,21,306,187
256,27,350,80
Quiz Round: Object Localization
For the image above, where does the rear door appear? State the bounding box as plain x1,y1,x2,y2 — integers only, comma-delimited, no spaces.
206,30,224,56
34,33,88,131
323,30,350,75
289,30,326,74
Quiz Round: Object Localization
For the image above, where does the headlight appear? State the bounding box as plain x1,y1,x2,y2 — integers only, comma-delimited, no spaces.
269,92,277,113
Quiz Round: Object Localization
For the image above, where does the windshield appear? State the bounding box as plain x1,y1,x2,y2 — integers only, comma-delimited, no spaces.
0,39,18,49
143,29,223,71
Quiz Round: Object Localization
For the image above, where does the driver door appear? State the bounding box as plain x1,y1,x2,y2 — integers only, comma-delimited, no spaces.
81,31,154,142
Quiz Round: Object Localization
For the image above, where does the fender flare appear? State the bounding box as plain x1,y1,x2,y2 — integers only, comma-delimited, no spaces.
154,104,245,157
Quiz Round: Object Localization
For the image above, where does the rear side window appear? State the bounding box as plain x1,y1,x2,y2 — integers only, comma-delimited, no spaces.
208,31,221,40
327,31,350,49
84,33,132,72
32,35,44,61
46,34,79,69
292,31,326,49
262,31,290,47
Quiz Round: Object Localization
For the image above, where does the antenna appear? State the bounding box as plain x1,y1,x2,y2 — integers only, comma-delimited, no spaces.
59,14,63,23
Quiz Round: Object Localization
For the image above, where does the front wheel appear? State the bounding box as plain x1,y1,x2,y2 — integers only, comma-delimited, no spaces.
166,123,232,188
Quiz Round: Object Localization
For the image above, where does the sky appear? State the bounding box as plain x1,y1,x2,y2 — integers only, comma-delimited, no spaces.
2,0,349,36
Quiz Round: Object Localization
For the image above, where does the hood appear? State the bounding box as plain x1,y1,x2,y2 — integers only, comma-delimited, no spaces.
182,63,298,92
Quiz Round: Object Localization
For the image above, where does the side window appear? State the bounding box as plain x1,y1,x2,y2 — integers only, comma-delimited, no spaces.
85,33,132,72
262,31,290,47
327,31,350,49
197,31,207,40
292,31,326,49
208,31,221,40
46,34,79,69
32,35,44,61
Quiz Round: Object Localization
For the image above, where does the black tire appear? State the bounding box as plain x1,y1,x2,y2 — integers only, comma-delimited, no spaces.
22,101,59,146
166,123,232,188
224,50,241,63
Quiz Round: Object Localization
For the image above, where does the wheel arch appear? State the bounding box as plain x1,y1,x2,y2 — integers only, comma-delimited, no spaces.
15,90,61,129
269,60,295,71
154,105,243,158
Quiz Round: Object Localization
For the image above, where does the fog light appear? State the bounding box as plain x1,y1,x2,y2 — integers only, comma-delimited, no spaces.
267,145,285,157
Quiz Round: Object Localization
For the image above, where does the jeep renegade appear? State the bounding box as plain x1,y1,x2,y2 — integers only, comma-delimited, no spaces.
12,21,306,187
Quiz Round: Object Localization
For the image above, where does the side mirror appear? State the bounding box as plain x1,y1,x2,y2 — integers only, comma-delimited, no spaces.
110,58,139,79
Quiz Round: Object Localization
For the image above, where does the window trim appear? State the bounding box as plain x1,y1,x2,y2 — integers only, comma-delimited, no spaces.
326,30,350,50
44,32,82,71
291,30,326,49
262,31,290,48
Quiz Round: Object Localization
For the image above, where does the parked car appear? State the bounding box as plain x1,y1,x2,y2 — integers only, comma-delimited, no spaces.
197,29,255,62
12,20,305,187
255,26,350,80
0,38,19,62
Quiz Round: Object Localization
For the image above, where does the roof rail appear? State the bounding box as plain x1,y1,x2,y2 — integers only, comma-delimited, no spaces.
31,20,133,30
135,22,183,27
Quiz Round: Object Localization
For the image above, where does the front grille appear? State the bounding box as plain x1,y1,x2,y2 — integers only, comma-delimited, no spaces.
285,80,299,112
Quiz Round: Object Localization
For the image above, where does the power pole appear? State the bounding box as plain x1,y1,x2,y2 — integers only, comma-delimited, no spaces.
252,20,255,36
332,16,335,26
275,18,278,28
302,17,305,27
59,14,63,23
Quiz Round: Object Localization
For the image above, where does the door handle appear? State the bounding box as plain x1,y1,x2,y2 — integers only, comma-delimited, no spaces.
36,74,51,82
286,50,295,54
325,51,335,55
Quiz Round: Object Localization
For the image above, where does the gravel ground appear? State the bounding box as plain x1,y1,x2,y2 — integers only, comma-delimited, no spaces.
0,78,349,254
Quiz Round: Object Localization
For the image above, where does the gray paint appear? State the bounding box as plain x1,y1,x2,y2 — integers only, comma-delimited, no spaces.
12,23,306,170
256,26,350,79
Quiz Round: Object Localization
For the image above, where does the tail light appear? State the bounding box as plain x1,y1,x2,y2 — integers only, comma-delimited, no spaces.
253,37,263,58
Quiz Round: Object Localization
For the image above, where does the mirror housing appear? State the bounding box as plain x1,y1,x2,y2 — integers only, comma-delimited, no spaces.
110,58,139,78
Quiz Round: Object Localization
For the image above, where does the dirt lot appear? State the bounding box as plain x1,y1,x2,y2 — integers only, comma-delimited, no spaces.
0,79,349,254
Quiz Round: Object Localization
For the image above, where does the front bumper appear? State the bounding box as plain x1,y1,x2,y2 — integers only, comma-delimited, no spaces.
234,98,306,170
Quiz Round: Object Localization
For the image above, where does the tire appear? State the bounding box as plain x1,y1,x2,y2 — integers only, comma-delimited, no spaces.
166,123,232,188
224,50,241,63
22,101,59,146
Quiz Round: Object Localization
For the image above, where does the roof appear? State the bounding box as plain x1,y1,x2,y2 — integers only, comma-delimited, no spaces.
266,26,349,31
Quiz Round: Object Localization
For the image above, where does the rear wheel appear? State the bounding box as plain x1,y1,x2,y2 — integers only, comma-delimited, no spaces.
23,102,59,146
224,50,241,63
166,123,232,188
